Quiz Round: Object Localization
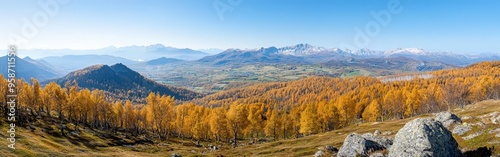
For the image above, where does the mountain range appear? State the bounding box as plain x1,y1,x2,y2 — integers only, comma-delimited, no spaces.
197,44,499,66
7,44,500,83
20,44,210,61
197,47,307,66
44,63,202,102
0,56,60,82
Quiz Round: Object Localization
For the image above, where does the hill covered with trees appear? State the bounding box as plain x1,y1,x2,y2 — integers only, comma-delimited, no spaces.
44,63,202,103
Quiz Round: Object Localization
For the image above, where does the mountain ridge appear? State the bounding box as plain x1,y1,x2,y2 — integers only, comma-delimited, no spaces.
197,44,499,66
45,63,202,102
0,56,60,82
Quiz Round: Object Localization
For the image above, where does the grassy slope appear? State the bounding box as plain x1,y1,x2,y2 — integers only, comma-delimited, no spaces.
0,100,498,157
211,100,500,157
0,120,208,157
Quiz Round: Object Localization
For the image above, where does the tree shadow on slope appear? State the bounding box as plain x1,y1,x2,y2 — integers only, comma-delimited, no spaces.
463,146,494,157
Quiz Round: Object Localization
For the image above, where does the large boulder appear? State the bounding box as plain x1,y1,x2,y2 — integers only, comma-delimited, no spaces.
435,111,462,127
362,133,393,149
388,118,462,157
337,133,390,157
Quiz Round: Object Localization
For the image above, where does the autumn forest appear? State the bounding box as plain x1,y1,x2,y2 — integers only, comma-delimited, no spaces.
1,61,499,149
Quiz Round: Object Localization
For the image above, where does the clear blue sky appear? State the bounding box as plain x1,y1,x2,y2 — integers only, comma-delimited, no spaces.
1,0,499,53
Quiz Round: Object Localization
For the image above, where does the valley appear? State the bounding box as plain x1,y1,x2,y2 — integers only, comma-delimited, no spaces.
136,63,350,93
3,1,499,156
0,60,499,156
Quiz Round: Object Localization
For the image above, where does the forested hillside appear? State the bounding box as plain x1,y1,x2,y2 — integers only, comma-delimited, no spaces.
44,63,202,103
0,61,498,154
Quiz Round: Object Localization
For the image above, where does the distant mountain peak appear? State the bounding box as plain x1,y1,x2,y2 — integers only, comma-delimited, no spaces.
278,44,331,56
145,57,183,65
23,56,34,60
384,48,428,56
146,43,167,49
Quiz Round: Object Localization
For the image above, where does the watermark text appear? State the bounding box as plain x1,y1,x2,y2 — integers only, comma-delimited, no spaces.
6,45,18,149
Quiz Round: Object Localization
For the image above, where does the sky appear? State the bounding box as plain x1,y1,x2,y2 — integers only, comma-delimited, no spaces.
0,0,499,54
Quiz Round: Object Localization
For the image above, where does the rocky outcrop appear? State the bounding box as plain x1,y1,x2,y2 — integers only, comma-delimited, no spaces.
388,118,462,157
479,111,500,124
452,124,472,135
435,111,462,127
314,150,325,157
362,133,393,150
325,145,339,154
337,133,392,157
314,145,339,157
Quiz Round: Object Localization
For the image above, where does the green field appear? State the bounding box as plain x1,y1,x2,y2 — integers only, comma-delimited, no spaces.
136,63,371,94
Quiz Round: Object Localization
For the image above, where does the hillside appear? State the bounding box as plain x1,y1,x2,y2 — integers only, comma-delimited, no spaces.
0,61,498,157
46,63,202,102
0,56,60,82
0,100,498,156
194,61,499,107
210,100,500,156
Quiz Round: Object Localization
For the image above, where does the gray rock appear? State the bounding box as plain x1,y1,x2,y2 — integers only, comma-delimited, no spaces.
382,131,392,136
325,145,339,153
171,153,181,157
314,150,325,157
369,152,385,157
461,116,472,120
452,124,472,135
374,130,381,136
435,111,462,127
362,133,393,149
337,133,386,157
388,118,462,157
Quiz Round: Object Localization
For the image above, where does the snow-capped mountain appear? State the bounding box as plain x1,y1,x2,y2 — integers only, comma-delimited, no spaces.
382,48,471,65
383,48,462,57
351,48,384,56
197,44,498,66
278,44,327,56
